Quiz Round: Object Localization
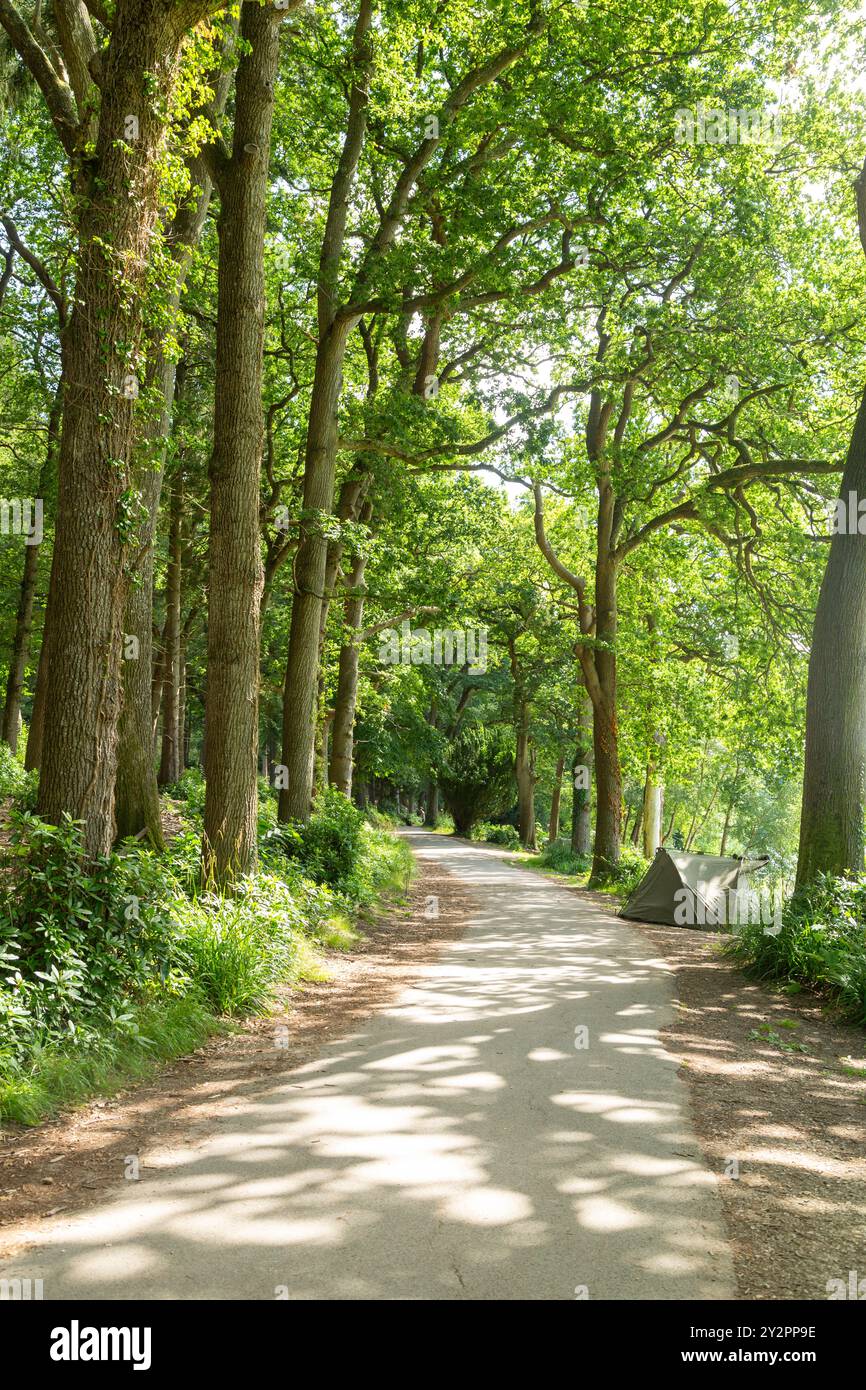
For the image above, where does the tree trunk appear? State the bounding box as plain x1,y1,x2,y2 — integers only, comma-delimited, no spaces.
630,788,644,847
571,693,593,856
37,0,190,857
279,326,353,823
278,4,373,824
796,391,866,884
2,382,61,752
642,758,662,858
113,39,234,843
548,754,565,844
686,785,718,851
158,465,183,786
329,548,368,796
202,2,281,883
312,474,368,794
684,742,709,851
586,544,622,882
114,353,174,846
178,641,188,771
151,615,167,751
719,797,734,856
424,779,439,827
515,709,537,851
24,574,51,772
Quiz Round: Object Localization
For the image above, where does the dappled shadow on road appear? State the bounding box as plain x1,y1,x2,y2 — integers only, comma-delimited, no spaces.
0,834,732,1301
620,914,866,1300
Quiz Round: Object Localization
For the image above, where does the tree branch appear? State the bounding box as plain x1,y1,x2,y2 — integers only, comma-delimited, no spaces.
0,0,79,154
0,216,67,327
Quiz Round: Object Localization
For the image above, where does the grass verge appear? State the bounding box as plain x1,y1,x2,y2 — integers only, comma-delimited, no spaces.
0,778,414,1126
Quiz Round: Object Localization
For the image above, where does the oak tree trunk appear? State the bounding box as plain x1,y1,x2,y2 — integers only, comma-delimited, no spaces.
571,693,593,856
279,326,352,822
113,42,234,842
515,714,537,851
202,1,280,883
278,4,372,823
38,1,190,858
587,549,622,882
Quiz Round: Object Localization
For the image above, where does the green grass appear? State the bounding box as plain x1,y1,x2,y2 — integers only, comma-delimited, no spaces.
507,845,589,882
0,995,224,1126
501,839,649,904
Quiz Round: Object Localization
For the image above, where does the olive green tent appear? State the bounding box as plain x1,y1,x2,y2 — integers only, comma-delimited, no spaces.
620,849,769,927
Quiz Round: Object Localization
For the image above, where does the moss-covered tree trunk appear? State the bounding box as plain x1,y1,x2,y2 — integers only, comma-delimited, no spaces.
158,465,184,787
37,1,197,858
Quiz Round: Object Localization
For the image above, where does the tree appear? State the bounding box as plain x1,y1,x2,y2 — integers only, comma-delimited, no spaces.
201,0,291,883
439,724,513,836
0,0,233,857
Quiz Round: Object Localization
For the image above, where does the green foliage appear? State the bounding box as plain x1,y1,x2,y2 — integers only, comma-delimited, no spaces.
364,806,400,830
439,725,514,835
0,801,411,1122
0,814,184,1059
593,845,650,898
472,821,521,849
726,874,866,1024
0,996,221,1127
167,766,207,815
539,839,592,877
264,787,365,895
0,741,37,807
171,876,318,1016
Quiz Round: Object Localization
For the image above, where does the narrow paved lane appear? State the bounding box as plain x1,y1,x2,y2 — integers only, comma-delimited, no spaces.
0,831,733,1300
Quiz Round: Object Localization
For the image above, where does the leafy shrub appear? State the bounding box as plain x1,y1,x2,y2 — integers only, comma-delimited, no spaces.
0,995,221,1127
264,787,365,894
472,821,521,849
364,806,400,830
725,872,866,1024
168,767,207,815
539,839,591,876
0,741,37,808
171,872,335,1015
591,843,649,896
0,814,183,1060
439,725,514,835
0,813,347,1099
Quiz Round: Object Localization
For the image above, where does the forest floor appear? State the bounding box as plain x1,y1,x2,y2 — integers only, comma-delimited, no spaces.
0,831,863,1299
